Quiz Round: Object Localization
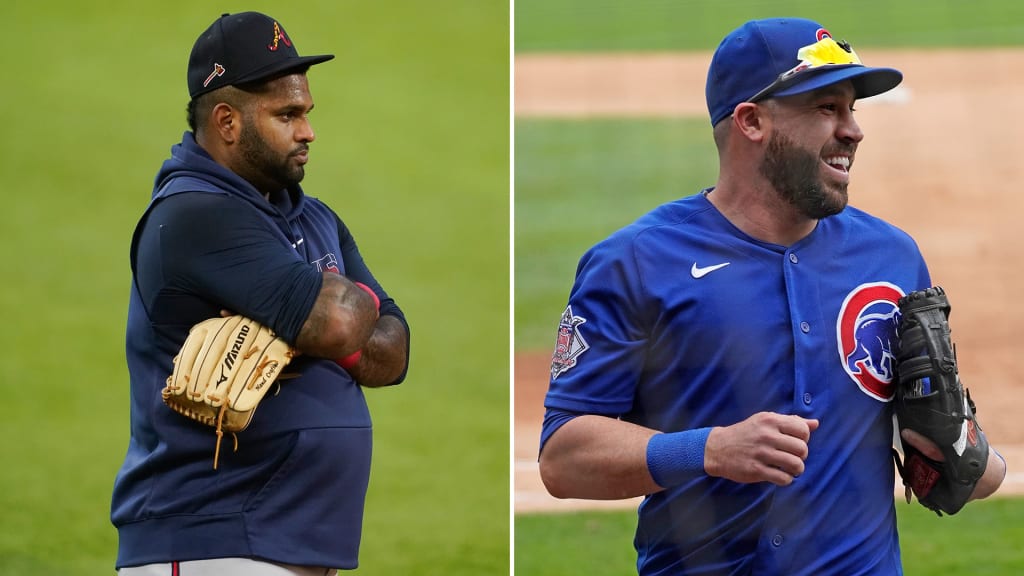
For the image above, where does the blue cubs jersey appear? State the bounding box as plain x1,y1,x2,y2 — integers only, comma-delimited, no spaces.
543,191,930,576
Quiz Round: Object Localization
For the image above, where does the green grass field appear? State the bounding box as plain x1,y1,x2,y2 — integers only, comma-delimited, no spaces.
516,0,1024,52
514,118,715,348
0,1,508,574
514,1,1024,574
515,499,1024,575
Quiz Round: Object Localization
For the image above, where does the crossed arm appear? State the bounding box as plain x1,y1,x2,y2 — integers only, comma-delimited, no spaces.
137,193,409,388
296,272,409,388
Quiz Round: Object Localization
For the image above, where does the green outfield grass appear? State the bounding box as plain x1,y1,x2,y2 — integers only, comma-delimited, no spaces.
515,499,1024,575
514,118,715,348
0,1,508,574
516,0,1024,52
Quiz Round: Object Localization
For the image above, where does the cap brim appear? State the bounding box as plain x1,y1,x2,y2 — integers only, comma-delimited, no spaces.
772,65,903,101
233,54,335,86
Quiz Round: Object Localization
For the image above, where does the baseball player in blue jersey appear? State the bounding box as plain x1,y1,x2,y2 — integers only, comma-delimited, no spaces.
110,12,410,575
539,18,1005,576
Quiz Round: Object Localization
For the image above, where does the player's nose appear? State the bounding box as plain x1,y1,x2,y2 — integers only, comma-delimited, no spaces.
296,116,316,143
837,109,864,144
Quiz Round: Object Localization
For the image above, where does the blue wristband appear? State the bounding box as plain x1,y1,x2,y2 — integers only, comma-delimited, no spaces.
646,428,713,488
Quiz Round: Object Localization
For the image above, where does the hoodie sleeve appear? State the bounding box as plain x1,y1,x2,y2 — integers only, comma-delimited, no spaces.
333,212,410,384
133,191,320,345
333,214,406,327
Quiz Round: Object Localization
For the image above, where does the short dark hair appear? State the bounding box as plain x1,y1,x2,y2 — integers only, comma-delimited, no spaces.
185,69,308,133
184,85,255,134
186,97,200,133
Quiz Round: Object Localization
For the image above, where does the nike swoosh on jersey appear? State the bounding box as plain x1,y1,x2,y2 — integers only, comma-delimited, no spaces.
690,262,731,278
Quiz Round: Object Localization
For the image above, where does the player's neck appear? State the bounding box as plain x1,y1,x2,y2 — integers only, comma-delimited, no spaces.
707,180,818,246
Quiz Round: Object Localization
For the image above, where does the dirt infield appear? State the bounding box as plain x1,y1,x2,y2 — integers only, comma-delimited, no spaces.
514,48,1024,513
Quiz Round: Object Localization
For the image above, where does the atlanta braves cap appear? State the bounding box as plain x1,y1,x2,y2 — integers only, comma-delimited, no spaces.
187,12,334,99
706,18,902,126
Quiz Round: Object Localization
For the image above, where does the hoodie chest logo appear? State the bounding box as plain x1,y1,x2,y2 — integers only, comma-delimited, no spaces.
312,252,341,274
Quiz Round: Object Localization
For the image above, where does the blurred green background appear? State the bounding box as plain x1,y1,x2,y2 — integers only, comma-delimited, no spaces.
0,1,509,574
516,0,1024,52
514,1,1024,575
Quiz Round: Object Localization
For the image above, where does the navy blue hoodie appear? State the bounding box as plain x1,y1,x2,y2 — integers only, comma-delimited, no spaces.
111,132,408,569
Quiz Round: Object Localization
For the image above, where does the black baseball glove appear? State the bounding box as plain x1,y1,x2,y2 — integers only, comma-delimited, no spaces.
892,286,988,516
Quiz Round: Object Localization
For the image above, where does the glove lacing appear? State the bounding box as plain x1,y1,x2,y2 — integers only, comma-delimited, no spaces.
212,405,238,470
209,379,285,469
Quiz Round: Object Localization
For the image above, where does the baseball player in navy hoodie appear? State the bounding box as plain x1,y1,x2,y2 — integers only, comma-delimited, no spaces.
111,12,410,575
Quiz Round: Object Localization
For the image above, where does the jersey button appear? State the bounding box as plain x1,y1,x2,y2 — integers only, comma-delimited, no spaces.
771,534,784,547
800,321,810,333
803,392,813,405
789,253,799,264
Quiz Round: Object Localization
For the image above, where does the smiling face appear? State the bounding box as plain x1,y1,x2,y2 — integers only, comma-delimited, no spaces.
758,81,864,219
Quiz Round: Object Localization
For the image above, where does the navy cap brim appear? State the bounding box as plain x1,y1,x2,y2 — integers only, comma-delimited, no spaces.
232,53,335,87
770,65,903,101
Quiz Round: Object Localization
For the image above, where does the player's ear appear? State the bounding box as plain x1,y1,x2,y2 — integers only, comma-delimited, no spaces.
732,102,767,143
210,102,240,144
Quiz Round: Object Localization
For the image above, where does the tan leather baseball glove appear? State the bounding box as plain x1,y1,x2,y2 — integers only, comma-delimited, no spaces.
161,315,296,468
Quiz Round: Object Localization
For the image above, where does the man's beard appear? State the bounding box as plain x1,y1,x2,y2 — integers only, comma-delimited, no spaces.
238,122,306,191
759,131,849,219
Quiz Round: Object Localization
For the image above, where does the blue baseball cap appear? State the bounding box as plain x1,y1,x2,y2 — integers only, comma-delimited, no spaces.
706,18,903,126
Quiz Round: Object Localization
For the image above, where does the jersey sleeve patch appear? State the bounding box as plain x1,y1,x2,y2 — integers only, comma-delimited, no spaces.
550,305,590,381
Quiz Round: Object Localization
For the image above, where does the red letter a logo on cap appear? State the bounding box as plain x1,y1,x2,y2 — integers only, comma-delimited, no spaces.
268,22,293,51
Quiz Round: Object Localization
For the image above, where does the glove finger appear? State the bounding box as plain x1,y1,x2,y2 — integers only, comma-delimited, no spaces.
194,315,247,405
171,316,234,399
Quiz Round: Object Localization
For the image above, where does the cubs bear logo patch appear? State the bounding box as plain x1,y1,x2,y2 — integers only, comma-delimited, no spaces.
836,282,905,401
550,305,589,381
